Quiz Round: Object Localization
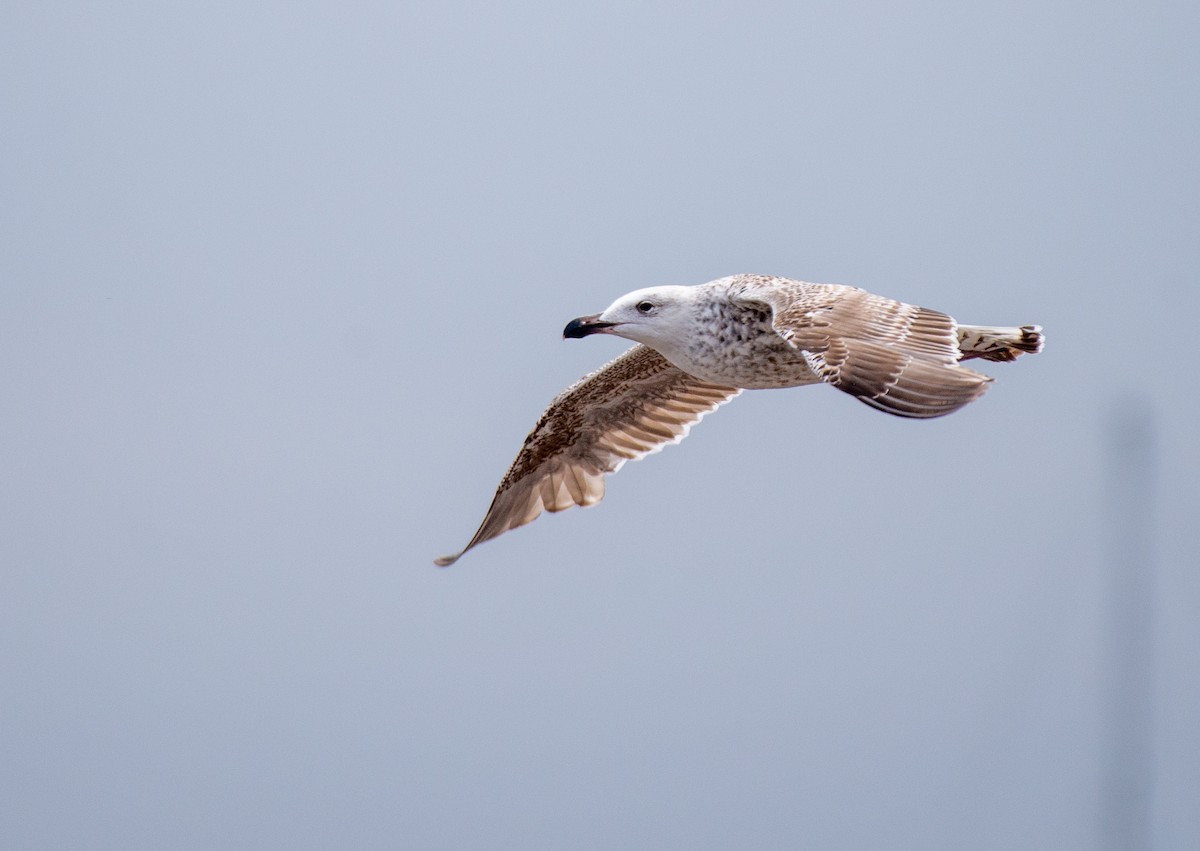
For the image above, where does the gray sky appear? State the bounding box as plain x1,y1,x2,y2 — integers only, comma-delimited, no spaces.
2,1,1197,848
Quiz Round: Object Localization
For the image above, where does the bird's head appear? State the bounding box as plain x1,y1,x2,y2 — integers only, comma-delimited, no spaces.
563,286,695,350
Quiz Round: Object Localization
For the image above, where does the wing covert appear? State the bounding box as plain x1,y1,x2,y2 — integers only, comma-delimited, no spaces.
732,275,991,418
435,345,739,566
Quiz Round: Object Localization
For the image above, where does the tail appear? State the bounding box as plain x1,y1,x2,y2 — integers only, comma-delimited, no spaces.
957,324,1044,362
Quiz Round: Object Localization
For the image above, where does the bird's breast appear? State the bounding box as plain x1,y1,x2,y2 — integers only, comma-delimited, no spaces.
668,301,822,389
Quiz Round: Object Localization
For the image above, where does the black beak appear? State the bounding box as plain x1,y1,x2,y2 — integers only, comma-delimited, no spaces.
563,314,617,339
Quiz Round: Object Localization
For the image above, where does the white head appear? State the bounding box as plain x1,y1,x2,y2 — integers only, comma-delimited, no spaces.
562,286,698,352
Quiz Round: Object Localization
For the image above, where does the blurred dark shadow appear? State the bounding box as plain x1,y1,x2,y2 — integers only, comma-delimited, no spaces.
1102,395,1156,851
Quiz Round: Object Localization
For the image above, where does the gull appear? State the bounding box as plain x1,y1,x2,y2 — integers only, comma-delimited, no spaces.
435,274,1043,566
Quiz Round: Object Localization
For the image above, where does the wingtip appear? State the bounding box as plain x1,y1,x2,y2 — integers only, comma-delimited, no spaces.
433,553,460,568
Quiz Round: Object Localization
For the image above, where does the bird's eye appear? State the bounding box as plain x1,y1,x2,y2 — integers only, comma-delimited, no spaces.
636,301,655,313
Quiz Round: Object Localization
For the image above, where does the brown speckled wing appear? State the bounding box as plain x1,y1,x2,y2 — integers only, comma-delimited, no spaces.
733,276,992,418
435,345,739,566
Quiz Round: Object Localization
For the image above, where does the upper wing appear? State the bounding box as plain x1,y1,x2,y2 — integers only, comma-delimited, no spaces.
733,276,992,418
435,345,740,566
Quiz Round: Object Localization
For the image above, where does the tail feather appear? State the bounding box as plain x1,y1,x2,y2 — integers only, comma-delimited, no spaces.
957,324,1044,362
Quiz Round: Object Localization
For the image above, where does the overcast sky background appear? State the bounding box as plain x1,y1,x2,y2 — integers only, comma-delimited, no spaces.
2,2,1197,849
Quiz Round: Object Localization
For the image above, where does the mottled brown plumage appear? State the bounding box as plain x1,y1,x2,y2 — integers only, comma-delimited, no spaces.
436,274,1042,565
730,276,994,417
434,347,738,566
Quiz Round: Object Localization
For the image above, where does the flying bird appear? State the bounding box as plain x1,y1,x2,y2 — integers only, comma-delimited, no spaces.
435,274,1043,566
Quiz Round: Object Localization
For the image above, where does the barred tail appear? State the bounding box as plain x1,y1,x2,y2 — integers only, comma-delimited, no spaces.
957,324,1044,362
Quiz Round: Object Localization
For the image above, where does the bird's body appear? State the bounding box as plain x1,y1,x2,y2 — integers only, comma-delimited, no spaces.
435,274,1043,566
643,282,818,389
